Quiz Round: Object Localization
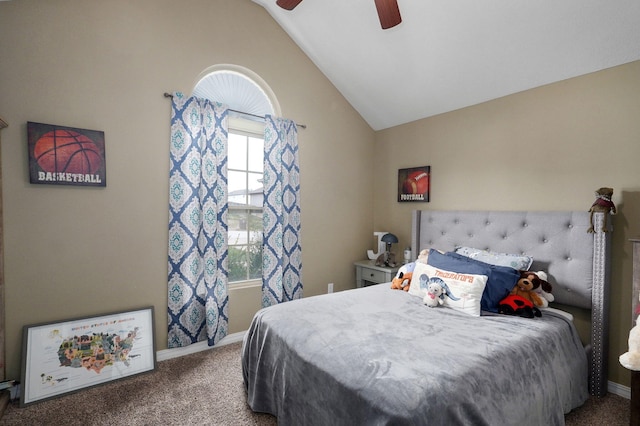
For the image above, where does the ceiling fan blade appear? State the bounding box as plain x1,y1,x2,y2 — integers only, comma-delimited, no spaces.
374,0,402,29
276,0,303,11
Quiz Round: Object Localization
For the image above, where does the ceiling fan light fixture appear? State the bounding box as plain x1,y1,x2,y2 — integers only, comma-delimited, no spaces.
275,0,402,31
374,0,402,30
276,0,303,11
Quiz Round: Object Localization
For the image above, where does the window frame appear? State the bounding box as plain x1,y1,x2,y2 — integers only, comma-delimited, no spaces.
227,116,265,288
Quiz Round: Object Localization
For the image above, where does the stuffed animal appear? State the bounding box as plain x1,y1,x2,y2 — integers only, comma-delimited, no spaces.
423,281,445,307
390,262,416,291
620,317,640,371
531,270,553,308
391,271,412,291
588,187,616,233
416,249,430,264
510,271,546,308
418,275,460,303
376,251,398,267
498,294,541,318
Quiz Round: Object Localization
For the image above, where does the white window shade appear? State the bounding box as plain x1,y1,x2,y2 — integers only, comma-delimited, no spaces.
192,65,280,120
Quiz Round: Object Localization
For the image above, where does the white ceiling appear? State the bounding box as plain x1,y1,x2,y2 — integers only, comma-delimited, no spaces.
253,0,640,131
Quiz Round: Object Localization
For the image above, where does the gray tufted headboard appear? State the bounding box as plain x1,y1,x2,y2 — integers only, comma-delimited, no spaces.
411,210,612,397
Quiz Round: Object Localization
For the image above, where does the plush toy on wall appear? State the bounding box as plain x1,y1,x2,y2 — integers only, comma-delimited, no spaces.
588,187,616,233
620,317,640,371
423,281,445,307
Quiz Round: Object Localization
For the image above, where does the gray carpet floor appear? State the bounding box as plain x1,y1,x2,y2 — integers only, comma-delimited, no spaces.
0,341,630,425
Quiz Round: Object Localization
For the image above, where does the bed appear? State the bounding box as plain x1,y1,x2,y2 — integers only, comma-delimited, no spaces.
242,210,612,425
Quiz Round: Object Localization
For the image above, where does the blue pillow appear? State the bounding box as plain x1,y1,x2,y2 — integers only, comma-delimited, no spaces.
427,249,519,313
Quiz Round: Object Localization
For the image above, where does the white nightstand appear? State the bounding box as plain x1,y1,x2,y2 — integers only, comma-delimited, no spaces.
354,260,401,288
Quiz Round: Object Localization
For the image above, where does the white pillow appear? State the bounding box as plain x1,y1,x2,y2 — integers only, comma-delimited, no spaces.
409,262,488,317
454,246,533,271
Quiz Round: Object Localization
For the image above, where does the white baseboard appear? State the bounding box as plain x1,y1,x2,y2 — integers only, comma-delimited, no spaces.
155,331,246,362
608,380,631,399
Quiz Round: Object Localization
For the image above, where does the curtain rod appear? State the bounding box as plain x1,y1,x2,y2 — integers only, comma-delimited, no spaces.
163,92,307,129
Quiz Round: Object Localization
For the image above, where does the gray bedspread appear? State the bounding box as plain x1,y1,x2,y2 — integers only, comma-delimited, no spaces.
242,284,588,426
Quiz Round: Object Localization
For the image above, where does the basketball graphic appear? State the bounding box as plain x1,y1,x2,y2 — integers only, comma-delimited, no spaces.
34,129,102,174
28,122,107,186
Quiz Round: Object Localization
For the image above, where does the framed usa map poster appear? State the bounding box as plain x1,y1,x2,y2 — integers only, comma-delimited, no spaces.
20,307,155,407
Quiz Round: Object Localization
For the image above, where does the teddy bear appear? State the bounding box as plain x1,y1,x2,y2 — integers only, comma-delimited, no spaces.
620,317,640,371
588,187,616,233
531,270,553,308
510,271,546,308
423,281,444,307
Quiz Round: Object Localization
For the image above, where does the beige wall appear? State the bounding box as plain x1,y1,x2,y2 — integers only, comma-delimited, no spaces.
373,60,640,387
0,0,375,380
1,0,638,394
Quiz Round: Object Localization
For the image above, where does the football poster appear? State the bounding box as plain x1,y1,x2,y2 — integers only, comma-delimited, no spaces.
398,166,430,202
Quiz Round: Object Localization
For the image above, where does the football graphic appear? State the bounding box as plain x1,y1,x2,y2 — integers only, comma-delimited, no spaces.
402,170,429,194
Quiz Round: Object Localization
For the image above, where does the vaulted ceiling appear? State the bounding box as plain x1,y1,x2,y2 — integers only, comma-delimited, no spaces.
253,0,640,130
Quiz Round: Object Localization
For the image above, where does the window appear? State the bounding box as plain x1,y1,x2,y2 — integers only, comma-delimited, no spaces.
227,124,264,283
192,64,281,285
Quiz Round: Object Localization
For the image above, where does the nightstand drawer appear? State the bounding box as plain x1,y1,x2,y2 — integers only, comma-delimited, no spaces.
361,267,386,283
355,260,400,288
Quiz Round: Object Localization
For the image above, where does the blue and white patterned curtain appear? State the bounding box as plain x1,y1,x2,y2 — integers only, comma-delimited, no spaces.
262,115,303,307
167,92,229,348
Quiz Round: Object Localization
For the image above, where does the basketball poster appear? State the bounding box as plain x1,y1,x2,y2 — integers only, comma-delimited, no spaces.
28,122,106,187
398,166,430,202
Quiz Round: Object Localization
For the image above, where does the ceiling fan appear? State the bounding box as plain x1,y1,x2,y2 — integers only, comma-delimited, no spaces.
275,0,402,30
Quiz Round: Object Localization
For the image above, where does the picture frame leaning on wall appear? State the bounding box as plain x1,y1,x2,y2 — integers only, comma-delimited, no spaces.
20,307,156,407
